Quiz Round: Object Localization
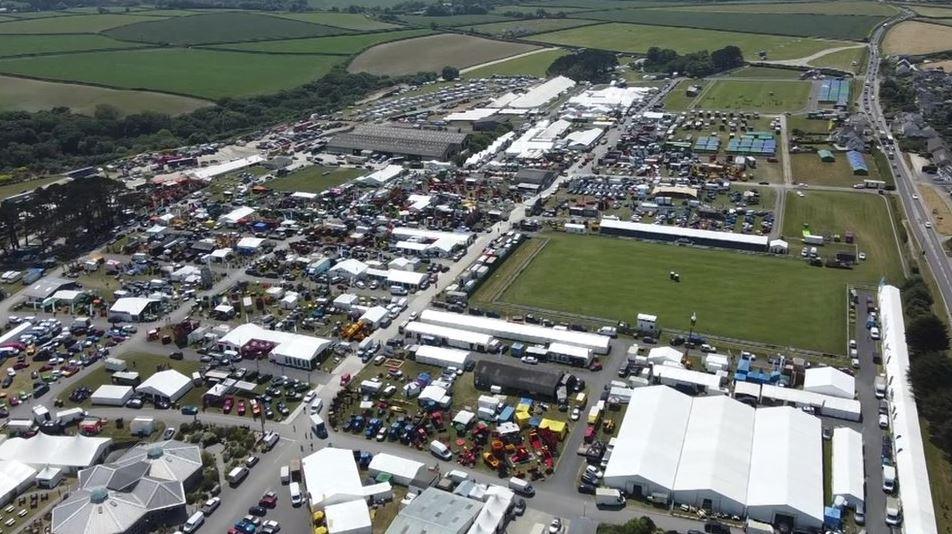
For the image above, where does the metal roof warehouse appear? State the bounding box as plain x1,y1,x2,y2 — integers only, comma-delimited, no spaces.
327,125,467,160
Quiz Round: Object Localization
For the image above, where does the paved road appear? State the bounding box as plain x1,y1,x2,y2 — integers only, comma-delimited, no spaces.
854,290,887,531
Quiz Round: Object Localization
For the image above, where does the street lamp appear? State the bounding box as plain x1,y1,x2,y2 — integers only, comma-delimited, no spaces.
685,312,697,360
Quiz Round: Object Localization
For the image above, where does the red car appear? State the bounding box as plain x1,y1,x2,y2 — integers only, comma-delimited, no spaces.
223,397,234,414
8,396,19,406
340,373,352,386
237,401,246,416
12,362,28,370
258,491,277,508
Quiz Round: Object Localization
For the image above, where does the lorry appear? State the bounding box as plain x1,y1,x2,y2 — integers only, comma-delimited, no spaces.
595,488,626,508
508,477,535,497
56,407,86,426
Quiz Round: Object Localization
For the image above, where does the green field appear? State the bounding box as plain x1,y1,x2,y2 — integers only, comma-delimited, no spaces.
0,13,164,33
273,11,399,30
808,46,867,73
104,12,347,45
469,17,601,36
723,66,804,79
497,231,880,353
694,79,812,112
399,14,514,27
348,33,538,75
790,149,891,188
910,4,952,18
532,22,848,60
666,0,897,16
0,74,210,115
0,48,344,99
213,29,431,55
569,9,885,40
0,34,144,57
463,48,568,78
268,165,366,192
662,80,701,110
493,4,589,14
0,175,64,200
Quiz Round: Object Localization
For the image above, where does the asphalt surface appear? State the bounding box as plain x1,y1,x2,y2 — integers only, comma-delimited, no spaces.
854,290,887,531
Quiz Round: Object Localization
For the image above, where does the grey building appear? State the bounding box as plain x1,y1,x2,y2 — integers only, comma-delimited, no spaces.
327,125,467,160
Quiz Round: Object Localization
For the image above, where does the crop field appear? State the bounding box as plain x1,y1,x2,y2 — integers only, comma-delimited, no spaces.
0,34,144,57
0,74,210,115
569,9,886,40
212,29,432,55
532,23,848,60
469,17,600,36
0,13,164,33
267,165,366,193
104,12,348,45
808,46,866,73
273,12,399,30
492,4,589,14
885,20,952,54
348,33,538,75
694,80,812,112
399,14,515,27
496,232,865,353
0,48,344,99
665,0,897,16
463,48,568,78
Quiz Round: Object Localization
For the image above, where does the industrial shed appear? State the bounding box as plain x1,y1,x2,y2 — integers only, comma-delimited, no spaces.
327,125,467,161
599,219,769,252
419,309,610,354
603,386,692,498
414,345,471,369
832,427,864,510
474,360,562,400
746,407,824,529
803,366,855,399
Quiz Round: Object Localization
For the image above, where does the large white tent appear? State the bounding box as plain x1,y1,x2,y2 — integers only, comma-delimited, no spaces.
803,366,855,399
136,370,192,403
0,460,36,505
832,427,864,510
368,453,427,487
0,434,111,473
746,407,823,529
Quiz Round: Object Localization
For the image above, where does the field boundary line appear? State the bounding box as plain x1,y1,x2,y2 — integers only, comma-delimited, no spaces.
0,70,216,102
458,46,562,74
880,193,911,278
481,237,549,302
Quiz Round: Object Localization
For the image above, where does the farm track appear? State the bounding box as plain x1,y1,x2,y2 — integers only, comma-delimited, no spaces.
459,46,562,74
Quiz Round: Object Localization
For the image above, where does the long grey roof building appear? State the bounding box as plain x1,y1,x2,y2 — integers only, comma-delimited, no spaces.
328,125,467,160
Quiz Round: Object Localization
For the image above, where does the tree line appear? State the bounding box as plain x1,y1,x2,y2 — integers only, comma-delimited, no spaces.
547,49,619,84
644,45,744,77
0,69,434,174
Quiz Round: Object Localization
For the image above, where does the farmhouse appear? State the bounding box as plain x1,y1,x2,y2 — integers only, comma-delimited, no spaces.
599,218,769,252
327,125,467,161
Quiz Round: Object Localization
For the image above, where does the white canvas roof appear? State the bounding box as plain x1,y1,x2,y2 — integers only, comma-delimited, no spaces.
91,385,133,404
647,346,683,364
330,259,369,277
109,297,156,316
0,460,35,503
191,154,264,180
219,206,256,224
832,427,864,509
746,407,823,528
325,498,371,534
803,366,855,399
603,386,692,493
673,396,754,514
445,108,497,122
506,76,575,109
136,370,192,401
360,165,403,186
301,447,364,508
368,453,424,484
414,345,471,367
0,434,110,469
218,323,332,363
405,321,494,347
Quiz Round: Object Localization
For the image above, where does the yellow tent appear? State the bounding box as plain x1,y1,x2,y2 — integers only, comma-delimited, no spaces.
516,402,532,413
514,410,531,426
539,418,567,439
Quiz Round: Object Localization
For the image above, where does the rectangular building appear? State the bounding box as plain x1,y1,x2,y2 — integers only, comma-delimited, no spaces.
327,125,467,160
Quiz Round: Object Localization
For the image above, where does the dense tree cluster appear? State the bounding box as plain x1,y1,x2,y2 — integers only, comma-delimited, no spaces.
644,45,744,77
597,517,660,534
901,277,952,458
547,49,619,84
0,69,435,173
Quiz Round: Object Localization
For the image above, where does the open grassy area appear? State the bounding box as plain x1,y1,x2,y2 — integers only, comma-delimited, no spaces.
0,175,64,200
398,14,514,27
463,48,568,78
273,11,399,30
348,33,538,76
922,418,952,534
723,66,804,79
664,1,896,16
884,20,952,55
0,74,210,115
0,13,166,33
808,46,867,74
492,4,589,14
267,165,365,193
911,4,952,18
496,231,881,353
694,79,812,112
569,9,886,40
63,352,202,408
0,48,345,99
468,17,600,37
212,29,431,55
661,80,700,111
790,149,890,188
531,22,849,60
104,11,348,45
0,34,145,58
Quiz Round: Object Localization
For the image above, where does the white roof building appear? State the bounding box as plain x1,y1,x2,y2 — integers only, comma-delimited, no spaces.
0,460,36,506
0,434,111,472
832,427,864,510
746,407,823,529
236,236,265,251
647,346,683,365
325,499,372,534
599,218,769,251
108,298,159,322
414,345,471,368
359,165,404,186
387,487,482,534
218,323,332,370
803,366,855,399
330,259,369,279
368,453,427,487
219,206,256,225
301,448,375,509
190,154,264,181
136,370,192,403
405,321,495,351
91,385,133,406
503,76,575,109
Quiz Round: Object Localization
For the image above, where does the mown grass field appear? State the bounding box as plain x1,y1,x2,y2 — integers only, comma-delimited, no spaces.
808,46,867,73
0,175,63,200
463,48,568,78
0,34,144,57
724,66,804,79
0,13,164,33
884,20,952,55
0,74,210,115
694,79,812,112
273,11,399,30
213,28,431,55
570,9,886,40
910,4,952,18
348,33,538,75
268,165,365,193
662,80,700,110
104,11,348,45
492,4,589,13
790,148,891,188
666,0,896,16
399,14,514,27
0,48,344,99
469,17,600,36
532,22,848,60
498,232,856,353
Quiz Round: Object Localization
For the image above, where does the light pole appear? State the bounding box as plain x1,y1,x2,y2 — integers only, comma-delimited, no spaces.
685,312,697,360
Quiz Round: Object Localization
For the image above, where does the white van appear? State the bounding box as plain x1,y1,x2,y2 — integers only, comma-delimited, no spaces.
227,466,249,486
390,285,408,296
429,440,452,461
183,511,205,533
289,482,303,506
280,465,290,484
